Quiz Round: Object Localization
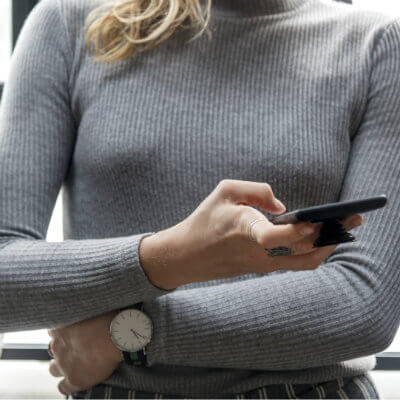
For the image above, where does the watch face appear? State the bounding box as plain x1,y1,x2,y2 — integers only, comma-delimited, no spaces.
110,309,152,352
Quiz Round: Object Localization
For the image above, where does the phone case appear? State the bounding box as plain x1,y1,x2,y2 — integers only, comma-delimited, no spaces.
312,219,356,247
269,195,387,247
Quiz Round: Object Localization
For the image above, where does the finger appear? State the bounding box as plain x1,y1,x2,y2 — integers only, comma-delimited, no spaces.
49,360,64,378
252,219,317,249
250,214,362,254
309,243,339,262
288,215,362,256
274,244,338,271
264,243,339,271
51,337,66,359
304,214,362,250
58,379,80,397
340,214,362,230
58,379,69,396
47,329,55,339
216,179,286,214
297,213,362,247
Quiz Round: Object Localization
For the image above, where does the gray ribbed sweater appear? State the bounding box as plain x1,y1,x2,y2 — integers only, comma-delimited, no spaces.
1,0,400,396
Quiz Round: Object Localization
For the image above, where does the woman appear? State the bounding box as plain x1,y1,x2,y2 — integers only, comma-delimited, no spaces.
1,0,399,397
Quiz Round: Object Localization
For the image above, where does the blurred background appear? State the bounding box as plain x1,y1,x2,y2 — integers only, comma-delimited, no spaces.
0,0,400,398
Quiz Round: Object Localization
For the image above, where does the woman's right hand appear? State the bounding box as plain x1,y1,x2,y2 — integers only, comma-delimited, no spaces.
140,179,362,290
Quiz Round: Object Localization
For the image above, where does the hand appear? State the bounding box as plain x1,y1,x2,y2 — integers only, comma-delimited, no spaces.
47,310,123,396
140,179,362,289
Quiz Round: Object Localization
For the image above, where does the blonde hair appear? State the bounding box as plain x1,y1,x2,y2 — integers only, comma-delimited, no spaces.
84,0,213,63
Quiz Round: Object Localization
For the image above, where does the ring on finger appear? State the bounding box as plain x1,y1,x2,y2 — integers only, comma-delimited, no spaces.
248,219,265,242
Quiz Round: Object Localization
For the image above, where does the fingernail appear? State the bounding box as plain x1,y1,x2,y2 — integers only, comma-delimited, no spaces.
301,226,314,236
274,198,286,211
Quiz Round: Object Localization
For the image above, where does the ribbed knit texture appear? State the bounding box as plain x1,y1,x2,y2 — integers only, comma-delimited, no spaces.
1,0,400,396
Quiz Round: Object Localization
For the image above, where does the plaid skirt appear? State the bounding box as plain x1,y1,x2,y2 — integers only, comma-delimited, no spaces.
69,373,380,399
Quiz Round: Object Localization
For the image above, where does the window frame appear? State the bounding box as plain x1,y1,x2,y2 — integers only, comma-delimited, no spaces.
12,0,38,49
1,0,399,372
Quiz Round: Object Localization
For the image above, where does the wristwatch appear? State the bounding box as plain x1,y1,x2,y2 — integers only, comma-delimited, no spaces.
109,303,152,367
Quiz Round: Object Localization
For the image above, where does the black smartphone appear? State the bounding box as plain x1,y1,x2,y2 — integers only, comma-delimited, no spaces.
269,195,387,247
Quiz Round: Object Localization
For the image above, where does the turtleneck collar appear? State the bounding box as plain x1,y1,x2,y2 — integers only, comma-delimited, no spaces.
209,0,310,18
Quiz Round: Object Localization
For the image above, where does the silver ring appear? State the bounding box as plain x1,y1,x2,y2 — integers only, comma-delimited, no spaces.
248,219,266,242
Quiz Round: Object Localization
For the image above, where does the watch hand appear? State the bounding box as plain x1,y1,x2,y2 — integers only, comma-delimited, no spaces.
130,328,140,341
130,328,147,340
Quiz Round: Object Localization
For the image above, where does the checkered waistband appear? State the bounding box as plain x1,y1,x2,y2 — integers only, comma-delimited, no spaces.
69,373,380,399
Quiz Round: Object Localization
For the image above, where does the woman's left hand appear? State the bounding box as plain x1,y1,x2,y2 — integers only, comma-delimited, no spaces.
48,310,123,396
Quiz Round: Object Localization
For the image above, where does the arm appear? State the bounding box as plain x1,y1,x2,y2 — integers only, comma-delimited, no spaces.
141,19,400,370
0,0,174,334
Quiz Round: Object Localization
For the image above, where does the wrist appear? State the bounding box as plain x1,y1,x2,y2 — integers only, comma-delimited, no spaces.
104,311,124,364
113,347,124,363
139,230,183,290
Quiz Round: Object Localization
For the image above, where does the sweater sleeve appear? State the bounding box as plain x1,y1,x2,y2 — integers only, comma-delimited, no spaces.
0,0,175,334
142,19,400,370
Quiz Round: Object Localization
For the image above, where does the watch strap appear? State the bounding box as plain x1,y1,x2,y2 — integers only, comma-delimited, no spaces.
123,346,147,366
123,302,143,311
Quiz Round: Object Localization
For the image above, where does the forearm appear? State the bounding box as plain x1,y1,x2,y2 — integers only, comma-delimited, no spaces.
143,256,396,370
0,232,175,333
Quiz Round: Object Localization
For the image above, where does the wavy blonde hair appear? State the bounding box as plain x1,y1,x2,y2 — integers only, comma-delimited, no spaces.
84,0,213,63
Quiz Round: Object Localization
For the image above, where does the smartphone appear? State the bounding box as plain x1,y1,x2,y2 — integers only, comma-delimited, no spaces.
269,195,387,247
269,195,387,225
